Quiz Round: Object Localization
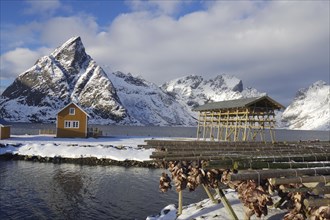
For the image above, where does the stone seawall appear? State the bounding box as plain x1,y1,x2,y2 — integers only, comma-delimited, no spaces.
0,153,161,168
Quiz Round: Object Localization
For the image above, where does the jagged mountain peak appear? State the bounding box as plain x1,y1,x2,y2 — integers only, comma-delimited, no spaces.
51,36,83,57
282,81,330,130
0,36,127,123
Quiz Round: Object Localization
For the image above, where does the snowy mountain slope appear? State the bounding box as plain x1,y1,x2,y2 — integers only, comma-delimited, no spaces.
161,74,265,117
281,81,330,130
108,72,196,126
0,36,127,123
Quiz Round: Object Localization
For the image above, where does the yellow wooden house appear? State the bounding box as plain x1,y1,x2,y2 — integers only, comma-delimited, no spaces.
56,102,90,138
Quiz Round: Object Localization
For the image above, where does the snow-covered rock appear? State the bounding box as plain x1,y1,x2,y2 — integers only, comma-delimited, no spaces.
281,81,330,130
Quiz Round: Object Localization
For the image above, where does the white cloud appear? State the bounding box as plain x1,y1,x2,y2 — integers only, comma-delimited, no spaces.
39,15,99,48
0,48,44,79
125,0,184,15
1,1,329,104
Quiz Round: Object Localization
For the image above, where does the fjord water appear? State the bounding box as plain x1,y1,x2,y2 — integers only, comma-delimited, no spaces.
0,160,207,220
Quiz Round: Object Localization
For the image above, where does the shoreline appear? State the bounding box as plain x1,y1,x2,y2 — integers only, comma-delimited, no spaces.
0,153,161,168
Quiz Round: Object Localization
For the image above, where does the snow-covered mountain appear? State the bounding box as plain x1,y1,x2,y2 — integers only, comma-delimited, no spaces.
107,72,196,125
0,36,129,123
161,75,265,117
281,81,330,130
1,36,328,129
0,36,196,125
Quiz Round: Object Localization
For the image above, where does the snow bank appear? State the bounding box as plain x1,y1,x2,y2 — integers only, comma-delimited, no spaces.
148,190,287,220
0,135,154,162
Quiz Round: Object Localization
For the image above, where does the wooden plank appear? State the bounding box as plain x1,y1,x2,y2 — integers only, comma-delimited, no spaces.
205,161,330,170
152,153,330,162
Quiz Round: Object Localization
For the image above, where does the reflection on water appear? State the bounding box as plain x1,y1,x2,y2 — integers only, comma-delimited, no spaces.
0,161,206,220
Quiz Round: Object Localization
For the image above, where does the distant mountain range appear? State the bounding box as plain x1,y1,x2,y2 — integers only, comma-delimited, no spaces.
0,36,329,130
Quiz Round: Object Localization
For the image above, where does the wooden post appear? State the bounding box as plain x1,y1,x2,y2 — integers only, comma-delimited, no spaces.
234,109,238,142
178,190,183,215
196,111,201,140
202,184,217,204
225,110,229,141
210,111,214,141
217,111,222,141
203,112,206,141
215,188,238,220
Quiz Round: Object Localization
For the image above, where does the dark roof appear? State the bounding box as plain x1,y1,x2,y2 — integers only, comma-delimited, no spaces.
0,118,11,126
193,96,285,111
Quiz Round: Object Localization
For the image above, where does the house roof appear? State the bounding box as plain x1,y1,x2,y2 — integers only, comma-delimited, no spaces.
193,95,285,112
0,118,11,126
57,102,90,117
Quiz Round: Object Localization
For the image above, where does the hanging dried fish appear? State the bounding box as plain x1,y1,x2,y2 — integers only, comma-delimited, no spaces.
159,172,172,193
309,206,330,220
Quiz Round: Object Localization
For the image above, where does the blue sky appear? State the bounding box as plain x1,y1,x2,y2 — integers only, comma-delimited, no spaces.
0,0,329,105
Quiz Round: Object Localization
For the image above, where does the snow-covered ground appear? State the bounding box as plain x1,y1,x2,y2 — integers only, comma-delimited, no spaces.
0,135,155,161
148,190,287,220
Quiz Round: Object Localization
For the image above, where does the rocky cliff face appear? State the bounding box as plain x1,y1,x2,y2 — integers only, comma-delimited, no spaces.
0,36,127,123
281,81,330,130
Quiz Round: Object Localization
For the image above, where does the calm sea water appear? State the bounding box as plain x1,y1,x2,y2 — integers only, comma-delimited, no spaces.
0,161,207,220
1,125,329,219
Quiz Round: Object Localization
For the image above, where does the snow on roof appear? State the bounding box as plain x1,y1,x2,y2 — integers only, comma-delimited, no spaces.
193,95,284,111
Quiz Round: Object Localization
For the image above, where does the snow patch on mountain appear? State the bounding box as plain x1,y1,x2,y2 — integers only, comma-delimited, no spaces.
281,81,330,130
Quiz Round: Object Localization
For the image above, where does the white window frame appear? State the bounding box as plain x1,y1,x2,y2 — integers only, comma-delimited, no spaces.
69,108,75,115
64,120,79,129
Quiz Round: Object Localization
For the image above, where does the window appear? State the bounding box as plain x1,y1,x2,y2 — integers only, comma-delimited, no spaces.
64,120,79,129
69,108,75,115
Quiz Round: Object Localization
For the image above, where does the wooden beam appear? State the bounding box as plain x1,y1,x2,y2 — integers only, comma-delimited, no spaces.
303,198,330,208
229,168,330,181
269,175,330,185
